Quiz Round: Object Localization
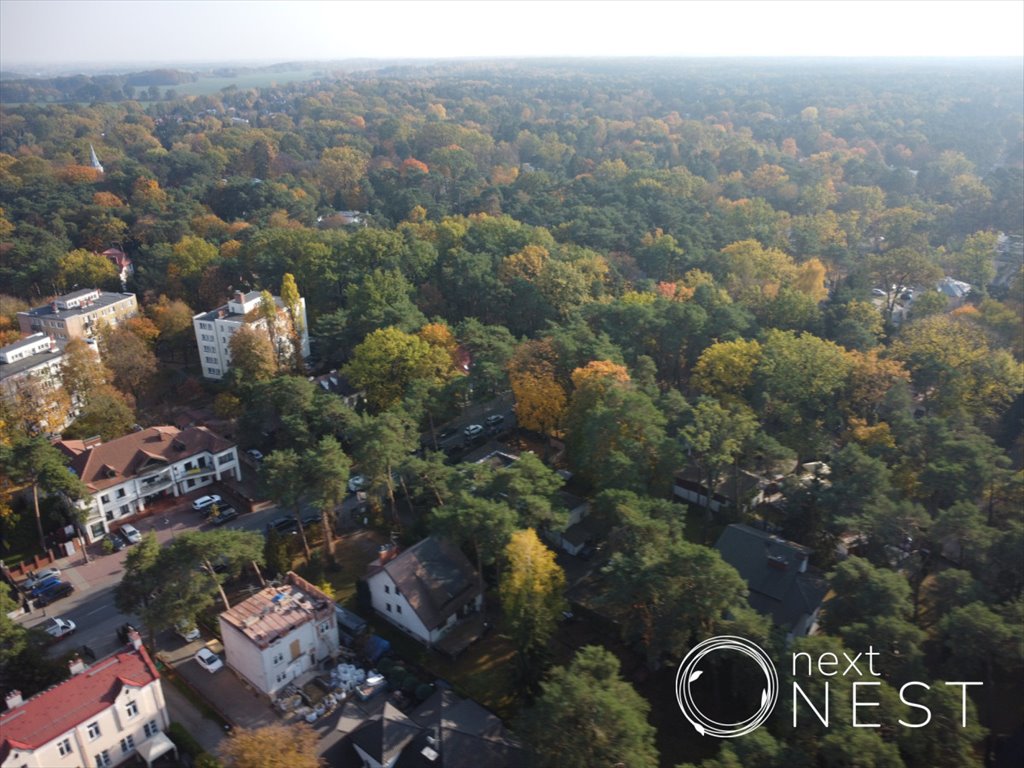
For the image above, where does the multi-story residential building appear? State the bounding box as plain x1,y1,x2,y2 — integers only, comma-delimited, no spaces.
0,333,79,434
17,289,139,349
55,425,241,543
192,290,310,380
365,537,484,654
218,571,338,697
0,635,175,768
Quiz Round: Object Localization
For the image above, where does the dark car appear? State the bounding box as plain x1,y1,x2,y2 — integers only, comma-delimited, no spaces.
117,622,138,644
105,531,128,552
265,516,298,535
301,513,322,528
209,507,239,526
35,581,74,607
28,575,63,598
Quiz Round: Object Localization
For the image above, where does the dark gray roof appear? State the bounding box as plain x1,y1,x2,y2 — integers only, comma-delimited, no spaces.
398,689,525,768
22,291,134,320
714,524,827,632
349,703,421,766
378,538,480,632
0,348,63,382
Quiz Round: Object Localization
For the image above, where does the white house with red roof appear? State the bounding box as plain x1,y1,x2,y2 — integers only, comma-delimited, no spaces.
55,425,241,543
101,248,134,287
1,635,174,768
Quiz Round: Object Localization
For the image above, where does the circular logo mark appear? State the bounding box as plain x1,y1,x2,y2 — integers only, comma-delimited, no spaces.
675,635,779,738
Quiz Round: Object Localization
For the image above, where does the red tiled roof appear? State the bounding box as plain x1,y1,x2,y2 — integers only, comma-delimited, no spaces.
54,425,234,492
0,645,160,760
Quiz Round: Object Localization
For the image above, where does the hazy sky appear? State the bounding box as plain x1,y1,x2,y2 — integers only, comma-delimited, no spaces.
2,0,1022,70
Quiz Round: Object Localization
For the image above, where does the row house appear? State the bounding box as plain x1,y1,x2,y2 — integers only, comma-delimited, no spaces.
55,425,240,543
17,289,139,350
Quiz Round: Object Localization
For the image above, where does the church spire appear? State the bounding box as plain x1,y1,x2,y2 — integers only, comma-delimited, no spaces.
89,143,104,174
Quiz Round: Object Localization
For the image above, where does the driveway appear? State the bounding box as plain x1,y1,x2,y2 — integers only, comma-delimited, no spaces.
159,634,280,730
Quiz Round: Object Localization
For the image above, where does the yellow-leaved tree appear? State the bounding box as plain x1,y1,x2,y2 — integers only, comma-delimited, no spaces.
500,528,567,685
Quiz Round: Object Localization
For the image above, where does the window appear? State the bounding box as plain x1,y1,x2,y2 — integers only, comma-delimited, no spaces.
58,738,72,756
143,720,159,738
384,585,390,594
120,735,135,754
396,604,402,614
87,721,101,739
119,505,129,516
205,356,219,364
218,453,232,465
100,494,110,504
272,652,284,665
117,488,126,498
94,751,111,768
386,603,392,612
203,344,216,353
126,699,138,718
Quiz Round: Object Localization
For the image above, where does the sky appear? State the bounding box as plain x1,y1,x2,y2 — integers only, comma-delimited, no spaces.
2,0,1022,71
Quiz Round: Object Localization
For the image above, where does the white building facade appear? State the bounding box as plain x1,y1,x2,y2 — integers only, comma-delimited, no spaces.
1,641,174,768
0,333,76,434
56,426,241,543
192,290,310,380
219,572,338,697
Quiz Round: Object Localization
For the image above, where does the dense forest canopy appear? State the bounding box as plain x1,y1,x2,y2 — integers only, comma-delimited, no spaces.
1,59,1021,768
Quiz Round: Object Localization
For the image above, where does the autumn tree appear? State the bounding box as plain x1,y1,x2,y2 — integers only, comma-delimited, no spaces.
508,339,567,438
97,325,158,396
219,723,321,768
56,248,120,292
691,338,762,405
227,325,277,383
500,528,567,685
343,327,454,412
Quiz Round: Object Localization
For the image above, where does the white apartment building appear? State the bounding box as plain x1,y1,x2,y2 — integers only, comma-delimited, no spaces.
1,637,175,768
218,571,338,697
192,290,310,380
0,333,79,434
55,425,241,543
17,289,139,349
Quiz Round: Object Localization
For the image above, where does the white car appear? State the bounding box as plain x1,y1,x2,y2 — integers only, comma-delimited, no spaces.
176,621,201,642
21,567,62,591
40,616,76,640
191,494,222,512
194,647,224,673
463,424,484,438
246,448,264,462
119,524,142,544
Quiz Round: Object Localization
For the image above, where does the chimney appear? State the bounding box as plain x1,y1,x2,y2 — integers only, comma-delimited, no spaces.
127,629,143,651
69,656,87,675
378,543,398,564
5,690,23,710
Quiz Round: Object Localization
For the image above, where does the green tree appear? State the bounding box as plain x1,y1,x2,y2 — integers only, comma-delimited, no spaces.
518,645,658,768
821,557,912,635
56,247,120,292
262,449,312,561
98,325,158,395
63,383,135,441
303,435,350,560
343,327,454,411
431,492,517,591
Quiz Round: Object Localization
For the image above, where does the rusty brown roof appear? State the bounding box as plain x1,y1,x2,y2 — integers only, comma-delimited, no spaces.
220,571,334,649
55,425,234,492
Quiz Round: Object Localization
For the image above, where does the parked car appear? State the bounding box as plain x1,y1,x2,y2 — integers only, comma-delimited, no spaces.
245,448,264,462
119,524,142,544
301,512,323,528
485,414,506,432
871,288,886,296
194,647,224,673
348,475,367,493
265,516,298,535
40,616,76,640
209,506,239,526
463,423,484,438
104,531,127,552
35,581,74,607
192,494,222,512
28,575,64,598
175,621,201,642
20,567,61,592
